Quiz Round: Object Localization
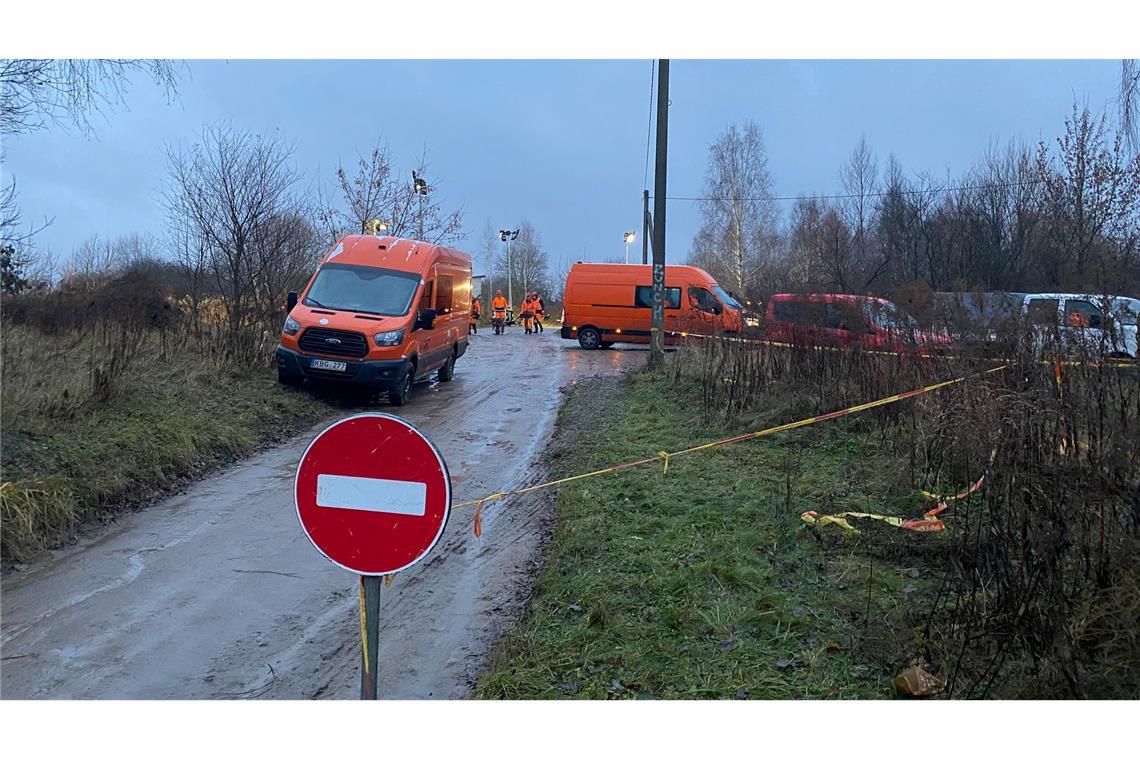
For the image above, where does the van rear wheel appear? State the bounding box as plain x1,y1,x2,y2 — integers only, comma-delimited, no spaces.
389,364,414,406
437,349,456,382
578,327,602,350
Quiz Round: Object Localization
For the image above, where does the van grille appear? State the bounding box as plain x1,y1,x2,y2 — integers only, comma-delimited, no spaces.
298,327,369,358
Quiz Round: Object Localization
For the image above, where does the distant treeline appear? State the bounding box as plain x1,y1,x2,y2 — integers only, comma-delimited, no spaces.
689,104,1140,302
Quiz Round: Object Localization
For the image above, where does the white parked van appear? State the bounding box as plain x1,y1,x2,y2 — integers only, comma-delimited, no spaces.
1019,293,1139,359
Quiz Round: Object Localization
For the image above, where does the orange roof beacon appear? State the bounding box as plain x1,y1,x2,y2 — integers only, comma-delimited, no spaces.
559,263,743,349
277,235,473,405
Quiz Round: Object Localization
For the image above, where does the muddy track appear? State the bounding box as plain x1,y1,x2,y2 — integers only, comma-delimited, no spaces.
0,330,642,699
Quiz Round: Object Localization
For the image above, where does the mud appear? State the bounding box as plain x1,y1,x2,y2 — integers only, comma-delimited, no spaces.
0,330,643,699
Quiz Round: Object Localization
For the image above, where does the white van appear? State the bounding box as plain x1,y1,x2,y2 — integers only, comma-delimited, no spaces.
1020,293,1139,359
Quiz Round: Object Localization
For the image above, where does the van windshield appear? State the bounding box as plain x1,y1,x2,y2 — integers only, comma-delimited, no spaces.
711,285,742,310
303,264,421,317
865,301,919,330
1113,298,1139,326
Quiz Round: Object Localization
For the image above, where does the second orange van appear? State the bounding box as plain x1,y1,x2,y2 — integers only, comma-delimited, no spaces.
559,263,743,349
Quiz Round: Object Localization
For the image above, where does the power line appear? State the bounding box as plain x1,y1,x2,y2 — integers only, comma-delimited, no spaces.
654,177,1049,204
642,60,655,191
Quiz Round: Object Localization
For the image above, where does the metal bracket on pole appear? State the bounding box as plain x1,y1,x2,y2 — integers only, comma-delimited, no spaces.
642,190,651,265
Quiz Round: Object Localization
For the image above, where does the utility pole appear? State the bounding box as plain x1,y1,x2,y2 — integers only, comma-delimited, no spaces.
642,189,650,265
648,59,669,368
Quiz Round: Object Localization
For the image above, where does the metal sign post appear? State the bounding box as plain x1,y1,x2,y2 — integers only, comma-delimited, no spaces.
359,575,382,699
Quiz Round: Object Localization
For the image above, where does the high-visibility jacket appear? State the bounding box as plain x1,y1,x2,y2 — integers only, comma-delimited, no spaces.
471,299,481,317
519,299,535,317
491,296,508,315
533,298,545,318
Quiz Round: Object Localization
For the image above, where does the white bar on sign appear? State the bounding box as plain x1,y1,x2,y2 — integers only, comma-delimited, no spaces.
316,474,427,516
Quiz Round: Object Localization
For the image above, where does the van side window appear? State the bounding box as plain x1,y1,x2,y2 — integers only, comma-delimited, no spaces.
1064,299,1103,329
419,280,434,312
634,285,681,309
774,300,826,326
828,302,865,331
436,275,454,314
1026,298,1059,325
689,287,722,314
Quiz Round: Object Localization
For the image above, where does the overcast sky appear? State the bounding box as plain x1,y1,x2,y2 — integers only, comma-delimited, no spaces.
2,59,1125,272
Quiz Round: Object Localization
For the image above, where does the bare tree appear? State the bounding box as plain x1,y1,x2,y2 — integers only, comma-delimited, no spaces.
1121,59,1139,152
1,148,52,248
1036,105,1140,288
0,58,181,136
840,136,879,287
689,121,778,295
164,122,303,349
497,221,551,304
478,220,498,292
318,141,464,245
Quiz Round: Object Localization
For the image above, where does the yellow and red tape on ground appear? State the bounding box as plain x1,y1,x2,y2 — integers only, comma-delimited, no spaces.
454,364,1011,538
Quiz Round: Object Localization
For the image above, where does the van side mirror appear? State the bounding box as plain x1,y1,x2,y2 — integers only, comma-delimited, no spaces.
287,291,298,310
414,308,438,331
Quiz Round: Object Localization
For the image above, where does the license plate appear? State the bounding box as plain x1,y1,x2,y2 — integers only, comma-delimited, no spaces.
311,359,347,372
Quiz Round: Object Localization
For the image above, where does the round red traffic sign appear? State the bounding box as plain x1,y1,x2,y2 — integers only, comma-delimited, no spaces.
295,413,451,575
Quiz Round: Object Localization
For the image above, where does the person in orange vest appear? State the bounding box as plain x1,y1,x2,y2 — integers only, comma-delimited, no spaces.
519,293,536,334
470,296,481,335
491,290,508,335
532,291,545,333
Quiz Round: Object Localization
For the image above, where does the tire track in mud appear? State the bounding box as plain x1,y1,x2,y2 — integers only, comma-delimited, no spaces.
1,331,641,699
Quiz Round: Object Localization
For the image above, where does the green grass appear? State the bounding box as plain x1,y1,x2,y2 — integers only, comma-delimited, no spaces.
476,370,941,699
1,326,347,561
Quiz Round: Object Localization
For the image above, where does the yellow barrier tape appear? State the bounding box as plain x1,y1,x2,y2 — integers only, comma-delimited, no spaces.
452,365,1010,525
801,501,949,534
358,577,369,677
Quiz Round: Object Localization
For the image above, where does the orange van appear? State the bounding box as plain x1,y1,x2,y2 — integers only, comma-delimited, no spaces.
276,235,472,405
559,263,743,349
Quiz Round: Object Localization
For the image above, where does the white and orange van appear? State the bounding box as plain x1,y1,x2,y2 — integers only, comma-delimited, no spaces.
559,263,743,349
277,235,472,405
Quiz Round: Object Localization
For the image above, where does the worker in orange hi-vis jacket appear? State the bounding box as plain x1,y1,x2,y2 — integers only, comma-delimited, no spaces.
532,292,545,333
519,294,536,334
491,290,509,335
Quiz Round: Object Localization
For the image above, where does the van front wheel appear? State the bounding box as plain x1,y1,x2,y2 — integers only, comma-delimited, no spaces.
389,364,415,406
578,327,602,350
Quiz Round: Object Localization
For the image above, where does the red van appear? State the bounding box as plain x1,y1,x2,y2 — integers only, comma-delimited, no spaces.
276,235,472,405
765,294,951,353
559,263,743,349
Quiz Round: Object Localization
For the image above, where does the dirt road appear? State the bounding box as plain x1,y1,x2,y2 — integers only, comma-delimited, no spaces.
0,330,641,699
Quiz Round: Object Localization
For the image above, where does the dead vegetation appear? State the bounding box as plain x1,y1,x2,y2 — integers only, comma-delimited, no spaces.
678,328,1139,697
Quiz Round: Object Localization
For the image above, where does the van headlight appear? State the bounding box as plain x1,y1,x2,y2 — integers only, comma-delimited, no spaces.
283,316,301,335
373,329,405,347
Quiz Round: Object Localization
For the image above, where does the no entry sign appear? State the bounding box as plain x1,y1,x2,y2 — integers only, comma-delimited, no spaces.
295,413,451,575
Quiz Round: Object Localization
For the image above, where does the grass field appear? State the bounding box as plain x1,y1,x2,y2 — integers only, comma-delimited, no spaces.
1,325,347,561
477,369,942,699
